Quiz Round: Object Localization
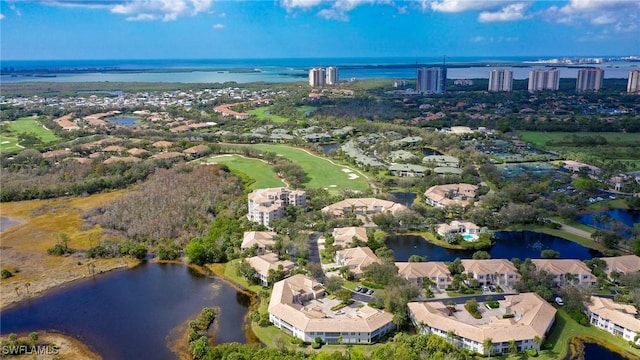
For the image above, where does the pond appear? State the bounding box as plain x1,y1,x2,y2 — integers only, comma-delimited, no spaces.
581,342,627,360
0,262,251,360
577,209,640,239
319,143,339,155
107,116,139,126
421,147,443,156
390,192,416,207
386,231,601,262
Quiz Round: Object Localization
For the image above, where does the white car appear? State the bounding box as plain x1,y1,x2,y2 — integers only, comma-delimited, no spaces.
555,297,564,306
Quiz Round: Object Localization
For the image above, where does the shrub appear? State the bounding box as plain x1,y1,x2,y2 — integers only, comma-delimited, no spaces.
361,281,384,289
526,348,538,357
1,269,13,279
311,342,321,349
502,313,515,319
486,301,500,309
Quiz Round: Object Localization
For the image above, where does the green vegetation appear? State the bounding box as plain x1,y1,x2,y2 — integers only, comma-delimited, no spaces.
248,107,290,123
203,155,286,189
252,144,370,192
0,135,21,152
520,132,640,148
5,116,61,143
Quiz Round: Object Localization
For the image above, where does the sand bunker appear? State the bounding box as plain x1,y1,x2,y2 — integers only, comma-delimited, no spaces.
348,174,359,180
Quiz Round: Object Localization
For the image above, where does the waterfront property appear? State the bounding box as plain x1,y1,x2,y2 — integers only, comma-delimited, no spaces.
437,220,480,241
461,259,520,287
246,252,296,286
395,262,452,289
335,247,382,279
408,293,556,354
601,255,640,280
247,187,306,228
531,259,597,287
587,296,640,345
268,274,395,344
388,163,429,177
424,183,478,208
321,198,409,217
331,227,368,248
241,231,277,255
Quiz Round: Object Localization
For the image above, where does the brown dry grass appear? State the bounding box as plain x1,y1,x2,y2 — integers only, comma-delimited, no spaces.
0,331,102,360
0,190,139,310
1,190,127,251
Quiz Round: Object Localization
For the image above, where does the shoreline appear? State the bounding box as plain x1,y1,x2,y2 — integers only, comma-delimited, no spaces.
0,257,141,311
568,335,639,360
0,330,102,360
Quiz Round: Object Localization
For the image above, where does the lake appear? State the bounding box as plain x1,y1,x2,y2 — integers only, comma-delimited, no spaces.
107,117,139,126
582,342,627,360
390,192,416,207
387,231,601,262
577,209,640,238
0,262,251,360
319,143,339,155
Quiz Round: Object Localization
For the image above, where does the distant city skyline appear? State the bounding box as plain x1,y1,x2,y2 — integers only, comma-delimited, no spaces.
0,0,638,60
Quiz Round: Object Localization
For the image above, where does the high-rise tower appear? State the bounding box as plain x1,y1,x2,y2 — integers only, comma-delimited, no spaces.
309,68,326,87
416,67,446,94
576,68,604,93
488,69,513,92
528,68,560,92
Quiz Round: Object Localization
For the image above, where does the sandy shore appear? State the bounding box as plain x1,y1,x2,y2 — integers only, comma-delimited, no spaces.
0,331,101,359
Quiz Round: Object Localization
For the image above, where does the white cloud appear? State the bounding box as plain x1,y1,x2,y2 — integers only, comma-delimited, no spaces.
591,14,615,25
470,35,519,43
212,23,225,29
36,0,213,21
478,2,528,22
281,0,323,11
0,13,4,20
429,0,507,13
544,0,639,34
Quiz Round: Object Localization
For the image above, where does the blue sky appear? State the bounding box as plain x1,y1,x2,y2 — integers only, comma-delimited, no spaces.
1,0,638,60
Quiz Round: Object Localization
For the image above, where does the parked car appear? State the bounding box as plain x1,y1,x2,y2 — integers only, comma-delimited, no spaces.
360,287,369,293
366,289,374,296
482,285,489,292
555,297,564,306
355,286,362,292
489,285,496,292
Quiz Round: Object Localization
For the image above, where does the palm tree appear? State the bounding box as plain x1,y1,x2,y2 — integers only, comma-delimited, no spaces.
508,339,518,354
533,335,544,350
446,330,458,347
24,282,31,295
483,337,494,358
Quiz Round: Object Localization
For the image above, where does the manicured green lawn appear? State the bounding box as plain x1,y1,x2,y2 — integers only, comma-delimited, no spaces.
247,107,290,123
0,135,21,153
511,224,604,251
5,116,61,143
296,106,317,114
535,309,640,360
201,154,285,189
251,144,371,193
586,198,629,211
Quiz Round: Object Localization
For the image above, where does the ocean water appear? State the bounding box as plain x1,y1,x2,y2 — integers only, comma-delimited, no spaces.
1,57,637,83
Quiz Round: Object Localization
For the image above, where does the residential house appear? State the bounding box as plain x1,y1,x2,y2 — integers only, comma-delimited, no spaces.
388,164,429,177
331,227,368,248
437,220,480,240
395,262,452,289
461,259,520,287
269,274,394,344
246,252,296,286
408,293,557,354
335,247,382,279
241,231,277,254
531,259,597,287
587,296,640,345
322,198,409,217
601,255,640,280
424,183,478,208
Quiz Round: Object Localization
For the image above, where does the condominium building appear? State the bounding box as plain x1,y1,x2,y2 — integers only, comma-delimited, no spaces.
627,70,640,93
488,69,513,92
269,274,394,344
576,67,604,93
587,296,640,345
408,293,556,355
528,68,560,92
309,67,326,87
531,259,597,287
396,262,452,289
416,67,447,94
326,66,339,85
247,187,306,228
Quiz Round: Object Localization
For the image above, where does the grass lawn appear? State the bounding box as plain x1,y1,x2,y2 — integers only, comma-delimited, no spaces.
201,154,285,189
5,116,61,143
511,224,604,251
0,135,21,153
586,198,629,211
247,107,290,123
536,309,640,360
251,144,370,193
296,106,317,114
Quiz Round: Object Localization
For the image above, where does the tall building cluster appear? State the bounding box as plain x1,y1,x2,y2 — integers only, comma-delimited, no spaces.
416,67,447,94
576,67,604,93
309,67,339,87
528,68,560,92
627,70,640,93
488,69,513,92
